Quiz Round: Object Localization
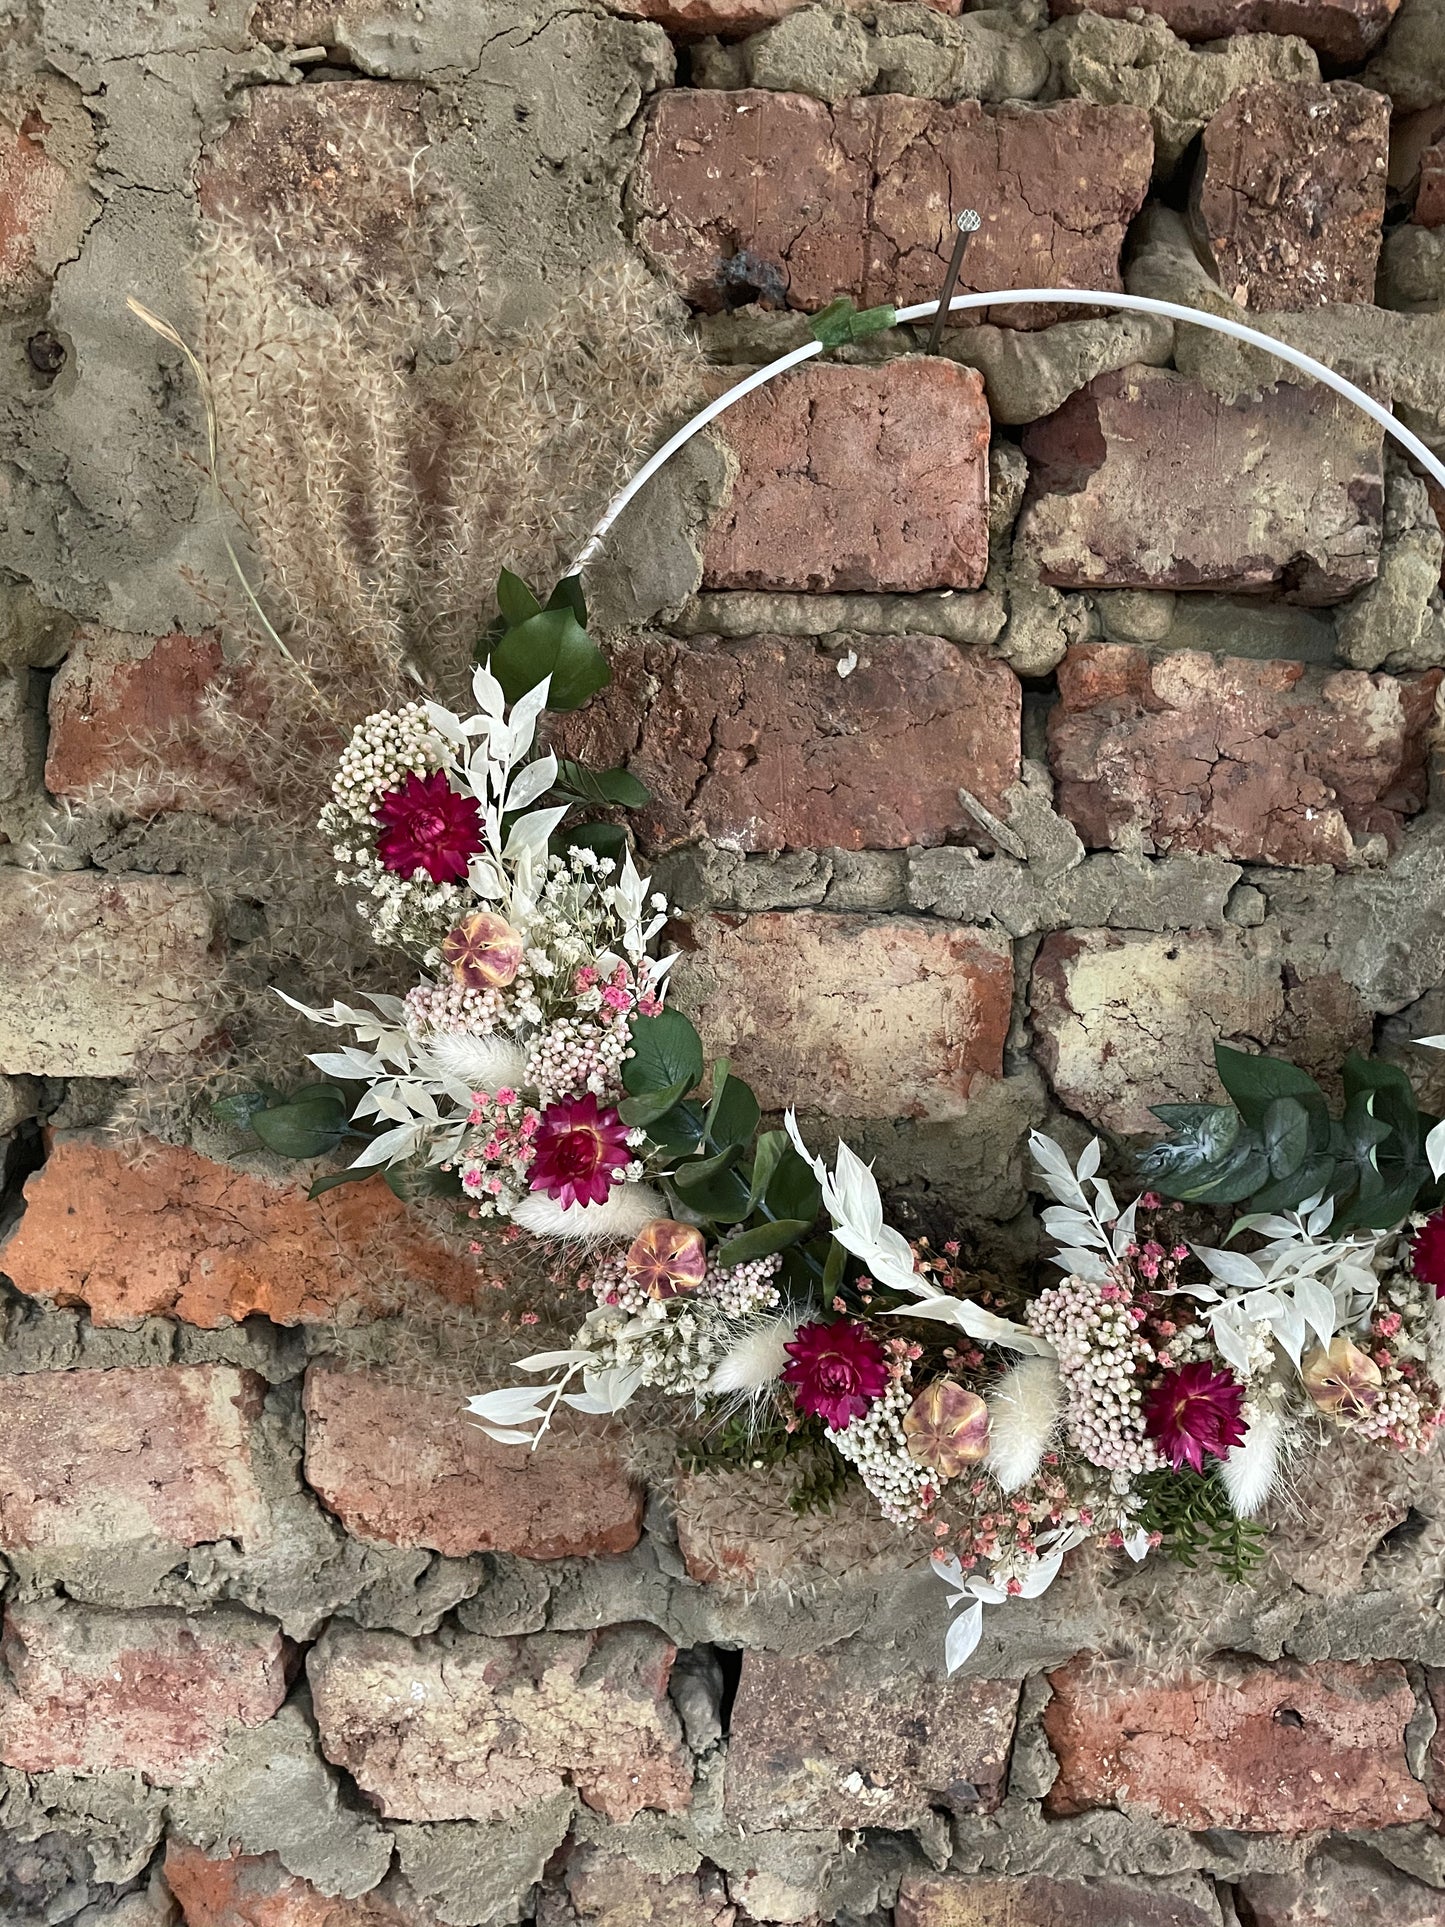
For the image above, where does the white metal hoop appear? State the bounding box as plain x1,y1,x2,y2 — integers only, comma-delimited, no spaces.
569,288,1445,581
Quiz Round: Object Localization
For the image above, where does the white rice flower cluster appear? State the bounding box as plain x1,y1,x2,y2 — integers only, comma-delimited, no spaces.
329,704,439,824
702,1251,782,1319
525,1011,633,1106
405,978,512,1040
580,1301,726,1397
832,1379,935,1526
1029,1275,1166,1477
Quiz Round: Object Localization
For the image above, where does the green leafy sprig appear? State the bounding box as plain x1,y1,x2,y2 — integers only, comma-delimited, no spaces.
1136,1466,1268,1585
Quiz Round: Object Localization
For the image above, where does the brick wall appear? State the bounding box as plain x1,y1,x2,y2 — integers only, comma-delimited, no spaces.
1,0,1445,1922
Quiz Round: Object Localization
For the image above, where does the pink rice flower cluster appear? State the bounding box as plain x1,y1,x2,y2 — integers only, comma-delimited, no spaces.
459,1087,542,1215
525,1010,634,1107
1341,1298,1445,1452
405,978,510,1039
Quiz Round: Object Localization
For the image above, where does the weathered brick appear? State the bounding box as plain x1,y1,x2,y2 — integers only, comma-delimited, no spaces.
635,92,1151,318
1018,368,1383,605
1048,0,1399,64
609,0,960,31
895,1872,1218,1927
0,872,221,1078
1048,646,1439,869
45,629,260,814
674,1466,923,1585
0,83,95,309
725,1649,1020,1827
1196,82,1389,310
302,1364,644,1560
544,1846,735,1927
1044,1655,1429,1831
673,911,1012,1119
558,631,1018,852
308,1622,692,1824
1031,928,1370,1135
0,1364,268,1555
1419,144,1445,227
702,362,990,594
1236,1849,1445,1925
164,1840,426,1926
1,1133,475,1327
0,1599,290,1783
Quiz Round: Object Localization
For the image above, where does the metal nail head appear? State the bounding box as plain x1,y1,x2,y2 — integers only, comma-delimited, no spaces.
926,209,982,354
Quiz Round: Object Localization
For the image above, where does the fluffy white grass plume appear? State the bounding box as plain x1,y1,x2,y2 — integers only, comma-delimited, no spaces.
422,1032,528,1093
1221,1404,1287,1518
709,1311,802,1396
509,1182,665,1243
986,1357,1063,1493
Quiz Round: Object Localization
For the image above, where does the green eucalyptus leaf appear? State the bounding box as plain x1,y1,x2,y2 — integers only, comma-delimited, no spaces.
1262,1096,1311,1179
671,1161,752,1222
618,1078,695,1128
764,1146,823,1225
674,1141,744,1190
553,759,650,809
1213,1044,1327,1132
715,1218,814,1265
646,1098,707,1160
708,1072,762,1151
212,1089,272,1131
623,1009,705,1098
822,1236,846,1294
486,606,610,713
551,821,628,864
307,1164,379,1200
546,574,587,622
496,568,542,628
250,1083,350,1160
747,1130,788,1211
1245,1155,1338,1214
1343,1053,1419,1151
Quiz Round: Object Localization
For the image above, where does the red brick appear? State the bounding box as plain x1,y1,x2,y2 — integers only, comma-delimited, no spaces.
895,1873,1218,1927
702,362,990,594
308,1622,692,1824
1418,143,1445,228
0,88,94,309
635,92,1151,319
1048,0,1399,64
0,1364,268,1554
1048,645,1438,868
0,872,221,1078
1,1133,476,1327
725,1650,1020,1827
1197,82,1389,311
164,1841,420,1927
673,912,1012,1119
0,1599,290,1783
1236,1851,1445,1926
1043,1655,1429,1832
1019,368,1383,606
1031,928,1370,1136
558,632,1018,853
609,0,960,31
45,629,264,815
301,1364,644,1560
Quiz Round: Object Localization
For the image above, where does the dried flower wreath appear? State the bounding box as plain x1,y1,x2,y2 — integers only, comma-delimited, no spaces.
156,200,1445,1668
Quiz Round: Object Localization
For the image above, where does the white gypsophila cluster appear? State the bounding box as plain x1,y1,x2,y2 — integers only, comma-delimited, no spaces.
525,1011,633,1106
579,1300,727,1397
702,1251,782,1319
320,810,469,949
1029,1275,1166,1477
831,1378,936,1526
330,703,440,823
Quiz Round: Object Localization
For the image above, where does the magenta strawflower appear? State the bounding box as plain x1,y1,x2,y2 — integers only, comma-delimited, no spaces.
1411,1211,1445,1299
783,1318,889,1431
374,771,482,883
1142,1361,1247,1473
527,1092,631,1209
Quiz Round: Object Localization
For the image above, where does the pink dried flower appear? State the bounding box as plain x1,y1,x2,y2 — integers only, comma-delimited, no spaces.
783,1319,889,1431
528,1093,631,1209
375,771,482,883
1412,1210,1445,1298
1143,1361,1247,1473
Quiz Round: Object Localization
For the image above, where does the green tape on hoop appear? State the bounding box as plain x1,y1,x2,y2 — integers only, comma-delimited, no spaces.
809,297,898,349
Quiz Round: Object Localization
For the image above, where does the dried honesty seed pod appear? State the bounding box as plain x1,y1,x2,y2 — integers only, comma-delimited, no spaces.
626,1219,708,1300
442,910,525,989
1301,1334,1383,1415
902,1379,990,1479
